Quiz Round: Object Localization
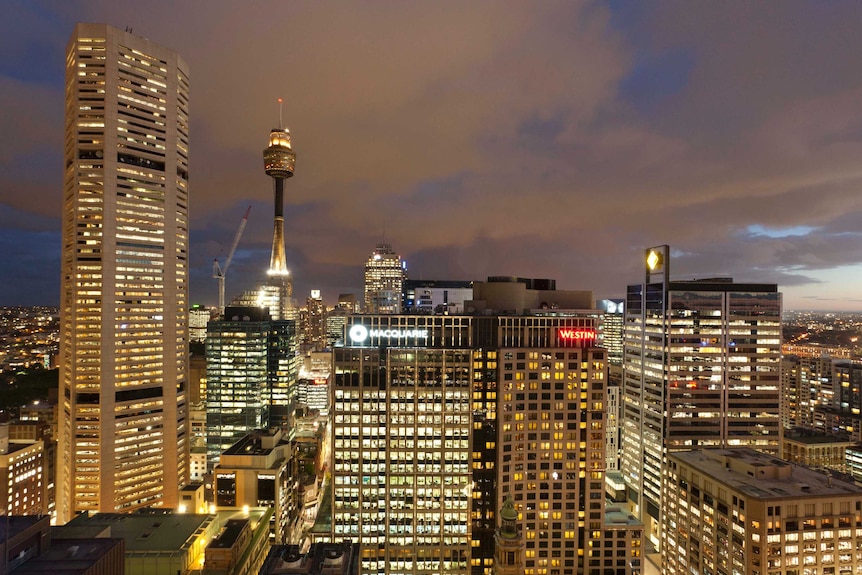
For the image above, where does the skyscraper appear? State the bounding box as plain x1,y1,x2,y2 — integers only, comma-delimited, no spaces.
621,245,782,548
205,306,297,469
57,23,189,522
363,243,406,313
327,278,643,575
331,316,474,574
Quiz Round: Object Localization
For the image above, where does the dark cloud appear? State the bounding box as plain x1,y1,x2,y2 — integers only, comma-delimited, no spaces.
2,1,862,309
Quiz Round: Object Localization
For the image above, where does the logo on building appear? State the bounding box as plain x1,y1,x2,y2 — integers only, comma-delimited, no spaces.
348,324,430,344
348,324,369,342
556,327,597,348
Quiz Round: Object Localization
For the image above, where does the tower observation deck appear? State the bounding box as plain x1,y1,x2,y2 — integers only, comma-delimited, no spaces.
263,103,295,276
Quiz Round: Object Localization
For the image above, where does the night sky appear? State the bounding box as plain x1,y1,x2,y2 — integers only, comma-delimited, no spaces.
3,1,862,310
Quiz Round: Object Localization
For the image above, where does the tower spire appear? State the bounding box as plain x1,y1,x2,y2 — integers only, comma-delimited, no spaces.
278,97,283,130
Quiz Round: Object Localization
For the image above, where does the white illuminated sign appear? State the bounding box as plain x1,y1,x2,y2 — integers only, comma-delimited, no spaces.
348,325,429,343
349,324,369,342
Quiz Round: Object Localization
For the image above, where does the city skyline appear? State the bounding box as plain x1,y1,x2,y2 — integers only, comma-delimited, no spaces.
4,2,862,310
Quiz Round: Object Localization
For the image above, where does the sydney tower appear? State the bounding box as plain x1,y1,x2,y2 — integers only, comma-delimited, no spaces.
261,100,296,318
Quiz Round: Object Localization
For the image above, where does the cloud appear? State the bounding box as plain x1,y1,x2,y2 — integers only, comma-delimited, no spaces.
3,2,862,310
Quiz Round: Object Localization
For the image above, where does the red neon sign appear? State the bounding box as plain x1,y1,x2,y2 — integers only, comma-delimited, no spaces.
557,328,596,340
556,328,596,347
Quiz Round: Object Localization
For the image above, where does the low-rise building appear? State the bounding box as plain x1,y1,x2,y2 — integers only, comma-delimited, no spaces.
13,537,125,575
781,428,854,473
1,515,52,573
213,429,295,543
56,510,218,575
205,517,271,574
54,508,271,575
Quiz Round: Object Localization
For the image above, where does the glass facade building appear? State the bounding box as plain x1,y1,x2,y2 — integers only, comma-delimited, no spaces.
205,307,297,469
621,246,782,548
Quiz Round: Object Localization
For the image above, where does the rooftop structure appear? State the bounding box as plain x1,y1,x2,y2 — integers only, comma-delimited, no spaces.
467,276,593,314
56,508,271,575
11,537,125,575
259,541,359,575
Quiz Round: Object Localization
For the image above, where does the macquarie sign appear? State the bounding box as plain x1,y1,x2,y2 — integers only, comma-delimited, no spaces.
348,324,430,346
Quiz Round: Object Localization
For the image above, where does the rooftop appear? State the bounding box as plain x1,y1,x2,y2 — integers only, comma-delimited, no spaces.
604,505,643,528
671,448,862,500
222,430,286,457
0,515,47,542
11,538,123,574
259,542,358,575
60,511,213,552
784,428,854,445
208,518,248,549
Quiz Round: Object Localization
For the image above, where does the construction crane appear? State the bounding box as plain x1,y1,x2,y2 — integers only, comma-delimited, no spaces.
212,205,251,316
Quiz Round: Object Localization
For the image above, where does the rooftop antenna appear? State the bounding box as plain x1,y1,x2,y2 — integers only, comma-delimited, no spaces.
278,98,283,129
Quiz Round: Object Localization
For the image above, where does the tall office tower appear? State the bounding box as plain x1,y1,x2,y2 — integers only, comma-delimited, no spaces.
262,113,296,320
781,353,834,430
363,243,406,313
332,316,473,575
329,293,641,575
495,326,611,575
834,359,862,414
205,306,297,469
815,359,862,439
324,307,350,348
663,448,862,575
300,289,327,352
57,23,189,522
621,246,782,548
597,299,625,365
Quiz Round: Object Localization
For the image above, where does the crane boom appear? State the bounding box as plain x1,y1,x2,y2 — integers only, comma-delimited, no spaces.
213,205,251,316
